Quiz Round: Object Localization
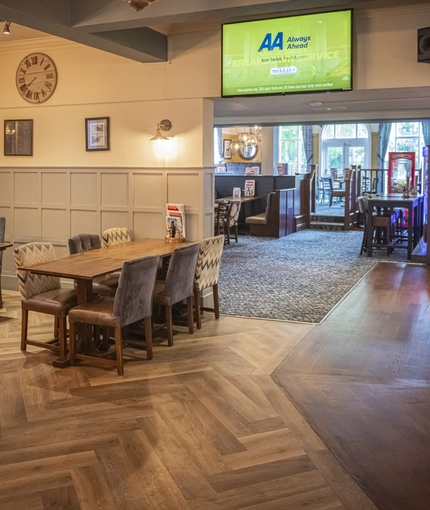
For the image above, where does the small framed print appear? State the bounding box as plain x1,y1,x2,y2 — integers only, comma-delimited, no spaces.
85,117,110,151
223,138,232,159
4,119,33,156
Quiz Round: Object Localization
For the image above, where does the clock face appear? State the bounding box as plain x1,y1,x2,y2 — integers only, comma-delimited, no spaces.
16,53,58,104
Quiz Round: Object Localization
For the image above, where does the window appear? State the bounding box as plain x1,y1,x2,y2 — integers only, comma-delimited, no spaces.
320,123,370,177
278,126,307,174
385,122,424,169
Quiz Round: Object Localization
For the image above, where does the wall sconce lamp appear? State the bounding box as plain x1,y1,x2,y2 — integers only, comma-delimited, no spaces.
1,20,11,35
150,119,171,142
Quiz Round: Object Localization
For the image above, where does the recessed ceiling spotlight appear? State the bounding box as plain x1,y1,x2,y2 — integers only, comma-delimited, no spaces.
309,101,322,107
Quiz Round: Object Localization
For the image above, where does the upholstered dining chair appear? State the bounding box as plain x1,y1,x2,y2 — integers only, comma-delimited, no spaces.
101,227,132,248
68,255,160,376
226,201,241,244
329,177,346,206
194,235,225,329
14,242,77,360
153,243,200,346
0,217,5,308
68,233,118,296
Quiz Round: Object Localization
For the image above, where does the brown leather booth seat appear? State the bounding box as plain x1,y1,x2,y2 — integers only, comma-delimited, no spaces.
246,189,294,238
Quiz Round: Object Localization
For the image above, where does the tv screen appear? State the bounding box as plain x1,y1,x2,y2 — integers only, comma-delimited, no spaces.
222,10,352,97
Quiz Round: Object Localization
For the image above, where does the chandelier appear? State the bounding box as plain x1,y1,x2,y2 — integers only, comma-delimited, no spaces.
232,126,261,153
123,0,158,12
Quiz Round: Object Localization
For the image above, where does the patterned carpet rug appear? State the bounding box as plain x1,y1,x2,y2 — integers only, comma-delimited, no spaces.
218,230,398,323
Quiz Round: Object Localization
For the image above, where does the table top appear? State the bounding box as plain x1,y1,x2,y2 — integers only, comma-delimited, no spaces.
18,238,193,281
216,195,261,203
367,193,424,205
0,242,12,251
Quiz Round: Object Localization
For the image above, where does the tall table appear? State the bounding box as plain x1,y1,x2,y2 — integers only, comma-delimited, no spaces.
0,242,13,309
18,238,192,366
366,194,424,260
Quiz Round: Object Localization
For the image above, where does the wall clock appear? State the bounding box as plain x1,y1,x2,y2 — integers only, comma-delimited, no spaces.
15,53,58,104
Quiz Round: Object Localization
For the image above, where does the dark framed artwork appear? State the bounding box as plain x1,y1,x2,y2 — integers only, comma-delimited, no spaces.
85,117,110,151
223,138,232,159
4,119,33,156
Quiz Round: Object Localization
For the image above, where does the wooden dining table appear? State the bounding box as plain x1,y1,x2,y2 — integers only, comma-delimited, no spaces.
18,238,192,366
366,194,424,260
0,242,13,309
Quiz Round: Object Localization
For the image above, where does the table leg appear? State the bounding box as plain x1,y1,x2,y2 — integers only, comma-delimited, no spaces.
407,204,413,260
367,210,373,257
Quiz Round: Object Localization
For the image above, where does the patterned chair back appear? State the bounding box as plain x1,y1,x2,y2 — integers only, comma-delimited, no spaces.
14,243,60,300
102,227,132,248
194,235,225,292
228,201,241,227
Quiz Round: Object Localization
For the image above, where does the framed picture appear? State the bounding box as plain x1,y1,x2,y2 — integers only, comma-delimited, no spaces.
85,117,110,151
4,120,33,156
223,138,232,159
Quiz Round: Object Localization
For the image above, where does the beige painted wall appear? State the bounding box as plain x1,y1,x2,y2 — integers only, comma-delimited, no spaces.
1,3,430,290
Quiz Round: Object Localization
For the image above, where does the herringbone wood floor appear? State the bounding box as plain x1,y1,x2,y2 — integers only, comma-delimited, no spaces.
0,289,376,510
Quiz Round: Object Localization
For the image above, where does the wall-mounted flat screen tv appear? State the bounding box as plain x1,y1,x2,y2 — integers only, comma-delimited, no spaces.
222,10,352,97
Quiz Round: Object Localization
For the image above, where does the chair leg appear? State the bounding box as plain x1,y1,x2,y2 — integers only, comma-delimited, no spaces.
213,283,220,320
195,288,202,329
234,224,239,242
58,316,68,362
115,327,124,376
69,320,76,366
21,307,28,351
166,304,174,346
144,316,153,360
54,316,59,340
187,296,194,334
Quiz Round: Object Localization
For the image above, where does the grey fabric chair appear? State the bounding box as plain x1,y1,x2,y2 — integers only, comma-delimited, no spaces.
68,234,118,296
68,254,160,376
14,242,77,360
154,243,200,346
0,217,5,308
194,235,225,329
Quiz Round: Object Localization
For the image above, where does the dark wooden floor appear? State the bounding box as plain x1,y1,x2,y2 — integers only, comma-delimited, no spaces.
273,262,430,510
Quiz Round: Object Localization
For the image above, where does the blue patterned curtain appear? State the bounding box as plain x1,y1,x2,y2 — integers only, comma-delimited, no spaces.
302,125,313,171
421,121,430,146
377,123,392,168
216,128,223,161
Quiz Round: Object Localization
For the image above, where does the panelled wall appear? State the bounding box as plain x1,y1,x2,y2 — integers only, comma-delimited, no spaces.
0,165,215,290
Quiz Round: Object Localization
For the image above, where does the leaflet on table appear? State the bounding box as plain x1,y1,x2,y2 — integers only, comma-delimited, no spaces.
244,180,255,196
166,203,186,239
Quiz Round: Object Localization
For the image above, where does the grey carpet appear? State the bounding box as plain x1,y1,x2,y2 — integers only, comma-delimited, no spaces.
219,230,408,324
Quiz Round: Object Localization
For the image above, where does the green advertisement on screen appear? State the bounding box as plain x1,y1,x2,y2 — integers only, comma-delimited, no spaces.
222,10,352,97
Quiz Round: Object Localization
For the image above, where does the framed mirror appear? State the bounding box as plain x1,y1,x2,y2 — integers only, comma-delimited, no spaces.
239,143,258,160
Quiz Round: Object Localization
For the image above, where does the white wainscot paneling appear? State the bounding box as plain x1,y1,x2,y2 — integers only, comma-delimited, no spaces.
71,209,99,235
133,212,165,239
185,213,199,241
133,173,164,207
204,172,214,205
15,208,41,238
0,207,12,235
204,212,215,238
101,211,130,233
42,172,68,205
42,209,69,241
0,172,12,203
167,173,200,209
71,172,98,206
101,173,129,207
15,173,39,204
